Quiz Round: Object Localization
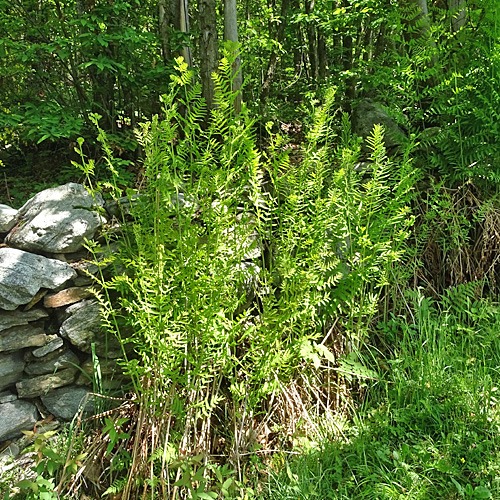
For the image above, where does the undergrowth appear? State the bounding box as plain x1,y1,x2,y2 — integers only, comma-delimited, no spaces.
266,287,500,499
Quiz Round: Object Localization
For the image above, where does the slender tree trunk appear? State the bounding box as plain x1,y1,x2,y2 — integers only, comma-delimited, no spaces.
224,0,242,115
158,0,172,64
179,0,193,66
317,27,326,80
304,0,317,80
199,0,218,112
448,0,466,33
293,24,303,77
260,0,290,101
401,0,433,39
342,0,354,104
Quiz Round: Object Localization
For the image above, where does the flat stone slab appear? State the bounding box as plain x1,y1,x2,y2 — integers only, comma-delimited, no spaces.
0,391,17,404
0,399,38,441
25,349,79,376
0,352,25,391
0,325,47,352
0,205,18,233
16,368,77,399
44,287,93,308
5,183,106,254
0,248,76,310
41,386,94,420
31,337,64,358
59,300,122,357
0,308,48,332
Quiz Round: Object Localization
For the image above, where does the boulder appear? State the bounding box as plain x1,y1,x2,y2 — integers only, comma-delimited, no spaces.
0,352,25,391
352,99,407,152
41,386,94,420
0,248,76,310
5,183,106,253
0,205,18,233
0,400,38,442
16,368,77,399
0,325,47,352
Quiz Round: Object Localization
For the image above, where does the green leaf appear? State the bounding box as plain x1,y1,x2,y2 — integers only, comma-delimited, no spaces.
197,493,217,500
315,343,335,363
474,486,492,499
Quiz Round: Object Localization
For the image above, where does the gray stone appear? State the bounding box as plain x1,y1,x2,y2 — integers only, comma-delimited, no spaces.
0,205,18,233
235,262,261,313
0,308,48,332
0,325,46,352
0,399,38,441
170,192,198,212
0,248,76,310
352,99,407,151
16,367,77,399
5,183,106,253
31,337,64,357
0,352,25,391
221,213,262,260
41,386,94,420
104,194,141,218
73,275,94,287
59,300,101,352
0,391,17,403
24,349,79,376
76,357,124,387
60,300,121,357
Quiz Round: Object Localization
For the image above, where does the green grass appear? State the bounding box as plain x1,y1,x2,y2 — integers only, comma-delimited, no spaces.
264,289,500,499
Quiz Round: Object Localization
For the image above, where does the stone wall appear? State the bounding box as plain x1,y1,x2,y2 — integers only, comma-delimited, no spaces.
0,183,123,443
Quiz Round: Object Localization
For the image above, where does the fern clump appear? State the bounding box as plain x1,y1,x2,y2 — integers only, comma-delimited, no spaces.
73,54,418,498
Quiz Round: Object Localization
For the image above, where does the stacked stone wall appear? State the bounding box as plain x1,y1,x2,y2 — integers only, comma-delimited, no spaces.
0,183,123,443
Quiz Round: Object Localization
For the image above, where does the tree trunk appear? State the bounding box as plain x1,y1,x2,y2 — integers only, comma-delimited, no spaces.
224,0,242,115
199,0,218,112
342,0,354,104
304,0,317,80
401,0,433,39
448,0,466,33
260,0,290,102
317,27,326,80
179,0,193,67
158,0,172,64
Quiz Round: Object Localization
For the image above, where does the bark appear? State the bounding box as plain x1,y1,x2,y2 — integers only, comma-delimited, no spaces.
342,0,354,104
179,0,193,67
260,0,290,101
199,0,218,111
401,0,433,39
448,0,466,33
224,0,242,115
158,0,172,64
317,28,327,80
304,0,317,80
